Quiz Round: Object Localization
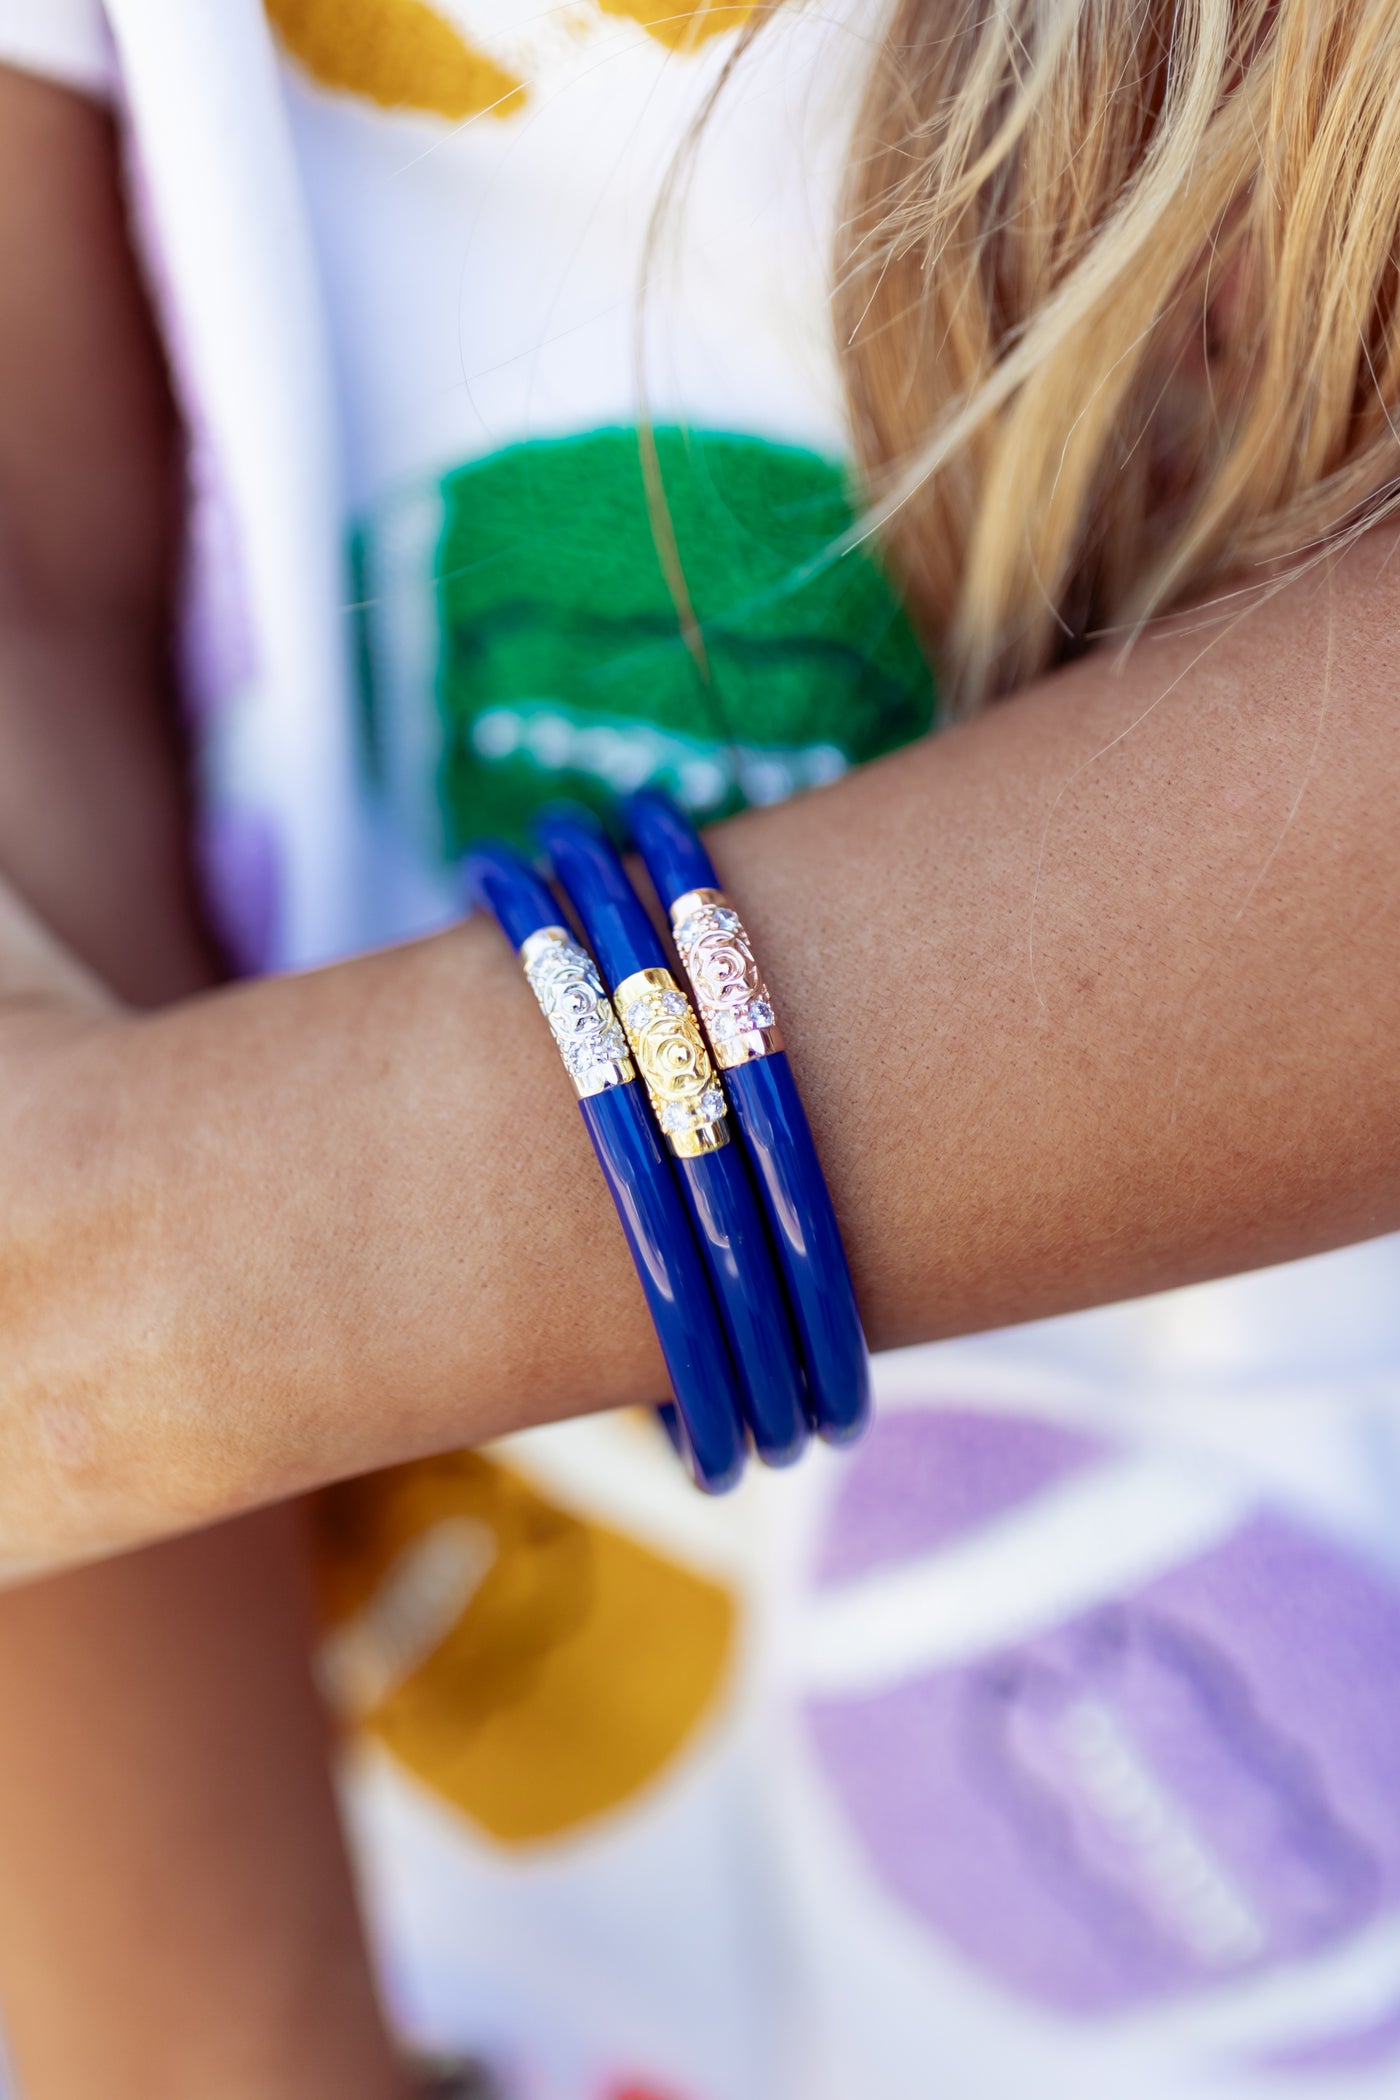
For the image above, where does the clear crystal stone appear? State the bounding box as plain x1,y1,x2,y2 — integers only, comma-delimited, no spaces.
660,1103,691,1133
674,917,702,949
700,1089,726,1122
749,999,775,1028
713,908,740,931
712,1010,738,1039
661,990,688,1016
624,1000,650,1032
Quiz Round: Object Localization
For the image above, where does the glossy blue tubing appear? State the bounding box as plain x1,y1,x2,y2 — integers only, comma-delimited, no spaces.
464,840,746,1494
536,803,669,983
579,1084,747,1492
465,838,560,949
626,787,871,1444
626,784,721,897
537,804,809,1466
673,1138,807,1467
723,1052,870,1443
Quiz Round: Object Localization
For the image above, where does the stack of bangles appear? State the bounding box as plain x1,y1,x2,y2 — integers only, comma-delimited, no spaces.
464,790,869,1493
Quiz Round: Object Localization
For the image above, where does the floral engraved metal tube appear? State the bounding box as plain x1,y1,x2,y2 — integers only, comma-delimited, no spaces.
613,966,730,1157
669,888,784,1069
520,926,634,1098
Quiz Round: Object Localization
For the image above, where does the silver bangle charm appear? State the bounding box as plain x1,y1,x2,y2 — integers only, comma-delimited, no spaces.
520,924,634,1098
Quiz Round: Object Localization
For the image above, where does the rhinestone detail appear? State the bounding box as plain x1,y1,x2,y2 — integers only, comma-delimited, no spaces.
669,890,782,1066
521,928,632,1097
614,966,729,1154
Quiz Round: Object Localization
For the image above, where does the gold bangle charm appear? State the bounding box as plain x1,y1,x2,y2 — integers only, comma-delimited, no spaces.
614,966,730,1158
520,926,634,1099
669,888,784,1070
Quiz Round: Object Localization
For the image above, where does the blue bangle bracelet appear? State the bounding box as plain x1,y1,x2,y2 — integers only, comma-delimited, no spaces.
536,805,809,1469
464,840,747,1494
626,787,871,1445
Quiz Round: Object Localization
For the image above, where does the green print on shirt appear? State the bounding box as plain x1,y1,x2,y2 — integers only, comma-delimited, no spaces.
355,427,935,860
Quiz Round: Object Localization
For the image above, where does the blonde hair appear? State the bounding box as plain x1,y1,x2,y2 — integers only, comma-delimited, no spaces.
834,0,1400,712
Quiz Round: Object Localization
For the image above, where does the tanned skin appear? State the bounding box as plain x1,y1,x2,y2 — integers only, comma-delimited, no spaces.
0,70,407,2100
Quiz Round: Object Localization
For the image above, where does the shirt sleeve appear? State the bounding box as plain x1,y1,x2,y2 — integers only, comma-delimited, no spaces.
0,0,115,98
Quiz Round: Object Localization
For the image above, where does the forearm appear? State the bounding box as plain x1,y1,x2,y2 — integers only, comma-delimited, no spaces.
0,608,408,2100
0,70,406,2097
8,529,1398,1564
0,1511,410,2100
0,605,407,2100
0,65,210,1007
0,695,407,2097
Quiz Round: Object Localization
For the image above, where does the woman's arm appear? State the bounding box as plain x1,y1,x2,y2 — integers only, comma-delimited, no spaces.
7,520,1399,1568
0,1511,412,2100
0,57,211,1003
4,60,1400,1573
0,69,407,2100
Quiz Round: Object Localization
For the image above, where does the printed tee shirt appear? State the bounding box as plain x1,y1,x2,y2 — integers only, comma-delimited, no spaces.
292,0,934,945
7,9,1400,2100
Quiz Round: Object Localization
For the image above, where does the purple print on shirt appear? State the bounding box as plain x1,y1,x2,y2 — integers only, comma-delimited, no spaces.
200,805,282,978
805,1409,1400,2029
814,1408,1098,1586
1252,1997,1400,2077
180,464,260,728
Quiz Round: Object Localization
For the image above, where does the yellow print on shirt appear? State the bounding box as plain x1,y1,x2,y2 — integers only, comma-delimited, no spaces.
267,0,752,122
313,1450,737,1845
266,0,523,120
